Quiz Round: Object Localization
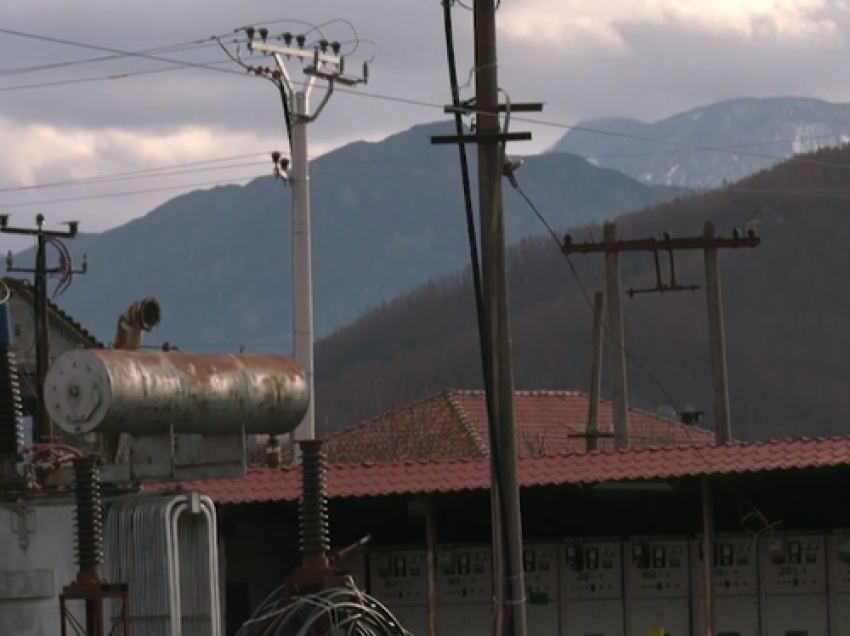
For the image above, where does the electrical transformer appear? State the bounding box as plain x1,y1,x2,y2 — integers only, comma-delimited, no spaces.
368,549,430,635
522,544,560,636
759,532,828,636
559,538,625,636
689,534,759,636
435,545,493,636
827,530,850,636
625,536,691,636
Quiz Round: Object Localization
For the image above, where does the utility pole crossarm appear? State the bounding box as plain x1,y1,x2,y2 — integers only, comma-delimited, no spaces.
0,214,88,444
561,231,760,255
430,101,543,147
224,25,370,452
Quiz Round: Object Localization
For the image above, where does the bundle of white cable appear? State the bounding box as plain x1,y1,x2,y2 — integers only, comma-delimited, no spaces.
236,584,411,636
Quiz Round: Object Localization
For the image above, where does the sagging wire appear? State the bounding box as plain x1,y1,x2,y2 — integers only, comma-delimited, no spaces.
45,236,76,299
236,585,410,636
504,174,778,539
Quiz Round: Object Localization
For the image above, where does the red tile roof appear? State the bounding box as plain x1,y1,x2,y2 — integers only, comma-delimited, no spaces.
152,437,850,505
322,390,714,464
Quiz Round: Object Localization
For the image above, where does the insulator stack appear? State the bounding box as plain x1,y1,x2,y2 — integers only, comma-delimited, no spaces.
299,440,330,558
72,456,104,575
0,301,23,478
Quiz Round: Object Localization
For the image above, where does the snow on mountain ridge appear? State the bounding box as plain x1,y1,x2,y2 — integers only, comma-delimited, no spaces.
551,97,850,188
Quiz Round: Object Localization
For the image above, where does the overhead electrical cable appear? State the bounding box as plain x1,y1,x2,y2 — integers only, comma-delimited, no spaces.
0,174,263,210
3,26,850,173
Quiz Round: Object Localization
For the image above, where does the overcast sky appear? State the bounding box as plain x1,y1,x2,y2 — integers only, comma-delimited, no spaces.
2,0,850,254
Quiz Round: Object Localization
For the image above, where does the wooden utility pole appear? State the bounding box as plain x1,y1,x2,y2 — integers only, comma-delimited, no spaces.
603,223,629,449
430,1,544,633
1,214,87,443
586,291,605,452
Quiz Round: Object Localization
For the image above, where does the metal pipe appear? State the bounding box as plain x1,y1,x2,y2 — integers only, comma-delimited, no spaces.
113,297,161,350
44,349,309,436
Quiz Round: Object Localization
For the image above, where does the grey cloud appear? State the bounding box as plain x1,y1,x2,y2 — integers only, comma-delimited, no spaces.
0,0,467,149
5,0,850,248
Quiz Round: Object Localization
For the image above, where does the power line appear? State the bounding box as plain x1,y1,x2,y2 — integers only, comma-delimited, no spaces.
0,40,216,78
0,174,264,210
6,155,850,213
0,19,368,82
0,155,271,194
4,27,850,172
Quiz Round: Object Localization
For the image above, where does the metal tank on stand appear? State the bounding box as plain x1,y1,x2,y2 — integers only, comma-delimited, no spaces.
1,324,311,636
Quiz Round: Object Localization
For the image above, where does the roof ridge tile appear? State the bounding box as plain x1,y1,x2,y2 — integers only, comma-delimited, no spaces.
443,390,489,458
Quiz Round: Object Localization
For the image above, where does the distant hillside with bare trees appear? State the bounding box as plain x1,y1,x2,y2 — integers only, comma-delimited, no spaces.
314,145,850,441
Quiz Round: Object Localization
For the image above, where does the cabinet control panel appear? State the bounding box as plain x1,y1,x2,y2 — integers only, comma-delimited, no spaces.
436,546,492,605
625,538,690,600
690,535,758,597
560,540,623,601
828,531,850,595
759,533,826,596
368,550,428,606
523,545,559,606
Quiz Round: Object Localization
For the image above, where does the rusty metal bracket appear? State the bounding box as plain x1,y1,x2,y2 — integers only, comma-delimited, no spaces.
59,581,129,636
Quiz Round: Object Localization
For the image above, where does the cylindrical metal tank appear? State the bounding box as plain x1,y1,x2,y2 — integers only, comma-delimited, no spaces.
44,350,309,436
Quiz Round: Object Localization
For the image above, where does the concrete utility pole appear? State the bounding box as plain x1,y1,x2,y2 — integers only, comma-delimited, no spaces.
0,214,87,443
702,222,731,444
430,1,544,634
239,29,368,447
603,223,630,450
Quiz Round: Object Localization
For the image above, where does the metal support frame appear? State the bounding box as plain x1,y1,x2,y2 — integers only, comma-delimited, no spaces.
59,582,129,636
0,214,87,443
238,33,367,452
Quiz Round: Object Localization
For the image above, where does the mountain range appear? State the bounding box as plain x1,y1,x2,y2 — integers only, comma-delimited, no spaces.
16,121,688,349
313,143,850,441
551,97,850,188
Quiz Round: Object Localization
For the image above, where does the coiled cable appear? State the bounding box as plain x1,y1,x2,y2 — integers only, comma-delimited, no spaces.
236,584,411,636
